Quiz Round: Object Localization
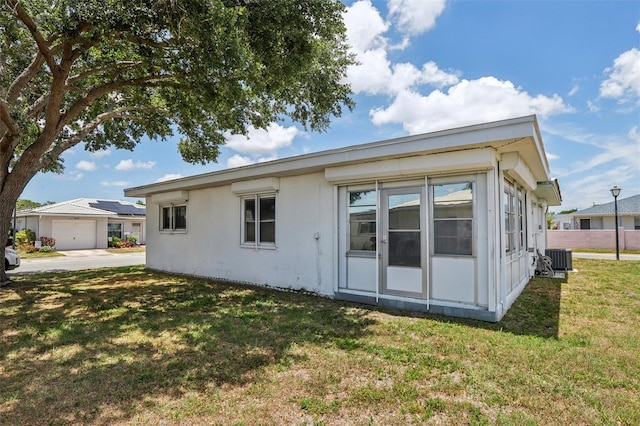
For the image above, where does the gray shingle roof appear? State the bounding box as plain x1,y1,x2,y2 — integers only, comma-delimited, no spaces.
572,193,640,216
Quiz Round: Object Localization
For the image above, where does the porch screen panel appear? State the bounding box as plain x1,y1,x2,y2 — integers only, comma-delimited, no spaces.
433,182,473,256
348,190,377,252
388,193,421,267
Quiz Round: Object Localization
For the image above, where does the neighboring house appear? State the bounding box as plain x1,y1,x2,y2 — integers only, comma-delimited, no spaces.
15,198,146,250
125,115,561,322
569,194,640,230
550,213,573,230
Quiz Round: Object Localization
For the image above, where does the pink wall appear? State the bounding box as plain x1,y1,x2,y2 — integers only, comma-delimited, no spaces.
548,229,640,250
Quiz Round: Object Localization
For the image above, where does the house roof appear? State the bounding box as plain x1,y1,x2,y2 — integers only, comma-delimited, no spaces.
572,194,640,217
125,115,560,205
17,198,145,218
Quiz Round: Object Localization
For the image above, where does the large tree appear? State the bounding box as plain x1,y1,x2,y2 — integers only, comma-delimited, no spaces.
0,0,353,280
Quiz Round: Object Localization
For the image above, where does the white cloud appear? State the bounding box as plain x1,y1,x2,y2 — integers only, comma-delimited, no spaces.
101,180,129,187
370,77,572,134
66,171,83,181
226,154,278,169
636,22,640,33
600,47,640,100
76,160,97,171
227,155,255,169
388,0,447,36
568,85,579,97
546,152,559,161
556,126,640,178
343,1,458,96
155,174,183,183
344,0,389,53
90,149,111,159
225,123,302,156
115,159,156,171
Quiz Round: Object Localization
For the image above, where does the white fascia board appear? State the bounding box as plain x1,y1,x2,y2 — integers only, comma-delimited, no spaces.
124,115,540,198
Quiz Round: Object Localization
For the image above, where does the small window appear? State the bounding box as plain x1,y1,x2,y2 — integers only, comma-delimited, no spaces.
160,204,187,232
432,182,473,256
242,195,276,247
580,218,591,230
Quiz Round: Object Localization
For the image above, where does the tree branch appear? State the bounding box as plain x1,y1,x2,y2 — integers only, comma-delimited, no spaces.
0,98,21,137
59,73,184,130
37,106,153,169
7,0,59,76
67,61,143,85
6,52,46,102
24,93,49,119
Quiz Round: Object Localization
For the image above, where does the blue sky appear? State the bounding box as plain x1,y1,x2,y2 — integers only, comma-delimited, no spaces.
22,0,640,212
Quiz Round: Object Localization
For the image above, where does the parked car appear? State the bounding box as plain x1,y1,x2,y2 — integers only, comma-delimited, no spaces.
5,246,20,270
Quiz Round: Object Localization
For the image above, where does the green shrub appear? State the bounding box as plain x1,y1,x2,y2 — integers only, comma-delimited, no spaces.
39,245,55,253
19,243,37,253
108,236,120,248
15,229,36,246
126,235,137,245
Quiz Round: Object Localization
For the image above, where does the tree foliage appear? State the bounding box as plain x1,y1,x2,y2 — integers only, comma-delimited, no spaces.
0,0,354,280
15,198,41,210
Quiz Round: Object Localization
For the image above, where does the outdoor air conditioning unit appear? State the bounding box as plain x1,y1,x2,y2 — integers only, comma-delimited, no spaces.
545,249,573,271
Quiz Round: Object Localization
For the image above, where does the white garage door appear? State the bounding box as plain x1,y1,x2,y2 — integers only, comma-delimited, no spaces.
52,220,97,250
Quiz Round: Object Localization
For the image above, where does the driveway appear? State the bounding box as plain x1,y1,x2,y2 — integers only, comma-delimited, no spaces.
9,249,146,275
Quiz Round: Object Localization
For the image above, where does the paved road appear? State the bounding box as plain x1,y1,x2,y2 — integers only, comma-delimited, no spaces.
9,249,146,275
572,252,640,261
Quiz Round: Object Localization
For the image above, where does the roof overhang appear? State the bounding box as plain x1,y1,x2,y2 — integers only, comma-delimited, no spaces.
125,115,556,199
534,179,562,206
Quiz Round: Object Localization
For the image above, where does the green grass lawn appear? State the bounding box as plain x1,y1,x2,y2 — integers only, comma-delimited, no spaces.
1,259,638,425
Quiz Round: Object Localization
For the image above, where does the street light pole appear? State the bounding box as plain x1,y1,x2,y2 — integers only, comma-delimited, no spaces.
610,186,621,260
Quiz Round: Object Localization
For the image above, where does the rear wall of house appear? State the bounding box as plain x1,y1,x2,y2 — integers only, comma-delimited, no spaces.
145,172,337,296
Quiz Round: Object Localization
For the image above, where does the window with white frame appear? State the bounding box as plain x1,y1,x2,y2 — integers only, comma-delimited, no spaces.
160,204,187,232
242,195,276,247
504,185,516,254
505,182,526,255
432,181,474,256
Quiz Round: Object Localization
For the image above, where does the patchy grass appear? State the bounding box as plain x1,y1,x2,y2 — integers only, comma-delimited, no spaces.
1,259,638,425
16,249,65,259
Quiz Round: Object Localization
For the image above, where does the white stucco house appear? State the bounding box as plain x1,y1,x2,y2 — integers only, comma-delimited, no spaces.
15,198,146,250
125,115,561,322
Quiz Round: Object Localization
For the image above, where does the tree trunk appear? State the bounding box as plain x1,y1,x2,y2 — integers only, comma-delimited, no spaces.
0,174,32,283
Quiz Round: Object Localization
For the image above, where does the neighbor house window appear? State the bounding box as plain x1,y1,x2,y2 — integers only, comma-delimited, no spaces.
160,204,187,232
108,222,123,239
432,181,474,256
580,218,591,230
242,195,276,247
348,190,377,252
